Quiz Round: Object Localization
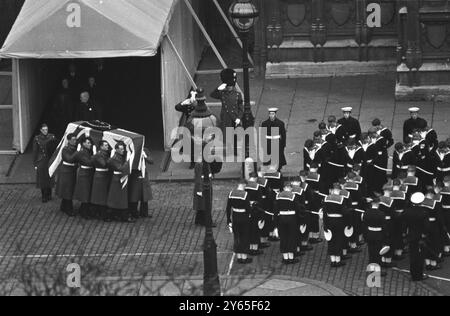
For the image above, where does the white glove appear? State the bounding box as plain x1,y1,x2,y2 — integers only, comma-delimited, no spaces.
197,192,203,197
235,119,241,126
218,83,227,91
228,223,233,233
190,91,197,103
181,99,191,106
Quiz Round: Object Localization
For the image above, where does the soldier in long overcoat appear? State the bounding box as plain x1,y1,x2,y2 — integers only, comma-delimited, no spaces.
56,133,78,215
33,124,58,203
90,140,112,220
129,148,154,219
73,137,95,219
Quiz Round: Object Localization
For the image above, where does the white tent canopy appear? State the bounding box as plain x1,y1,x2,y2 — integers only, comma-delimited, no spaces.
0,0,177,58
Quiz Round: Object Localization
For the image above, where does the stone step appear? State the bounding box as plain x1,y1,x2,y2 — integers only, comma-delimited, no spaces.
268,38,398,63
266,60,397,79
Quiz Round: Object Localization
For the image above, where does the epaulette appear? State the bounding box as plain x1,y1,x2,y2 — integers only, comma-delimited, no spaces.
229,190,248,200
421,198,436,210
276,191,295,201
325,194,344,205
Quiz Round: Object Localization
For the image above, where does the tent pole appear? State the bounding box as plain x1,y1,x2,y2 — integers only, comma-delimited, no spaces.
182,0,243,95
166,35,198,90
211,0,254,66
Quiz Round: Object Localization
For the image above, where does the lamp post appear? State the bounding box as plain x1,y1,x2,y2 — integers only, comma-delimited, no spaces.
229,0,259,160
189,88,221,296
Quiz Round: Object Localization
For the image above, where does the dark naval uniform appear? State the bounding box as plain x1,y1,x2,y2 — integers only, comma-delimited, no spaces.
344,145,364,173
369,136,390,195
55,143,77,214
403,117,428,143
306,171,326,237
90,150,111,219
129,167,154,218
379,196,395,263
432,151,450,182
73,147,94,218
211,86,243,130
391,190,407,257
404,203,428,281
363,206,386,266
33,133,58,202
338,116,362,144
421,198,444,263
261,118,287,170
264,171,283,240
246,181,264,252
275,191,301,255
257,176,271,241
193,162,212,226
344,181,363,247
392,149,416,179
323,194,346,257
292,184,309,250
107,153,131,220
226,189,251,255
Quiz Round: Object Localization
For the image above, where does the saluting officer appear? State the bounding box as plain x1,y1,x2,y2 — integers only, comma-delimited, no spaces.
261,108,287,171
73,136,95,219
33,124,58,203
403,107,428,144
107,142,135,223
56,133,78,215
226,182,253,264
90,140,111,221
275,184,301,264
338,107,362,144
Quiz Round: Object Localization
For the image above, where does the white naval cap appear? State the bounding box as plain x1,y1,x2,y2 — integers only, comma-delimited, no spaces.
268,107,279,113
409,107,420,113
411,192,425,204
341,107,353,112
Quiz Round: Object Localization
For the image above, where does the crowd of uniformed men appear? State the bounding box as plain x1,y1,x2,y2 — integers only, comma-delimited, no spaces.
225,106,450,281
33,126,153,223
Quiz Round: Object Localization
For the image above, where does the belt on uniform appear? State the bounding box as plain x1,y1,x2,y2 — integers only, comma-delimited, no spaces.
374,165,392,172
437,167,450,172
327,213,343,218
266,135,281,140
95,168,108,172
113,171,123,175
416,166,434,176
347,164,354,168
396,165,408,170
395,209,404,213
429,218,437,222
328,162,345,168
279,211,295,216
352,202,359,206
368,227,382,232
265,211,274,216
442,205,450,210
232,208,246,213
385,216,392,220
80,165,93,170
349,134,357,139
63,162,75,167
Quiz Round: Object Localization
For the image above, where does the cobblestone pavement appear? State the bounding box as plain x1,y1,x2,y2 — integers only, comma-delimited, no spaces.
0,182,447,296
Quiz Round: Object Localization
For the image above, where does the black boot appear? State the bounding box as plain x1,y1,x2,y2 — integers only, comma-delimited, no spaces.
41,190,48,203
140,202,150,218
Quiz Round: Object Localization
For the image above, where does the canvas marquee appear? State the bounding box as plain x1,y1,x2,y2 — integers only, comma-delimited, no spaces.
0,0,177,58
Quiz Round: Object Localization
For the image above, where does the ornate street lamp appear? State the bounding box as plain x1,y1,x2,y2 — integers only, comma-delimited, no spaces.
229,0,259,159
189,88,220,296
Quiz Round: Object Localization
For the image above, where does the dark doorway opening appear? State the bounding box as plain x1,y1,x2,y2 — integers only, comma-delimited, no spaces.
45,53,164,151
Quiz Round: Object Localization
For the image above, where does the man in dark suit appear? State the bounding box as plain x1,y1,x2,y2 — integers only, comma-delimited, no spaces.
75,91,102,122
